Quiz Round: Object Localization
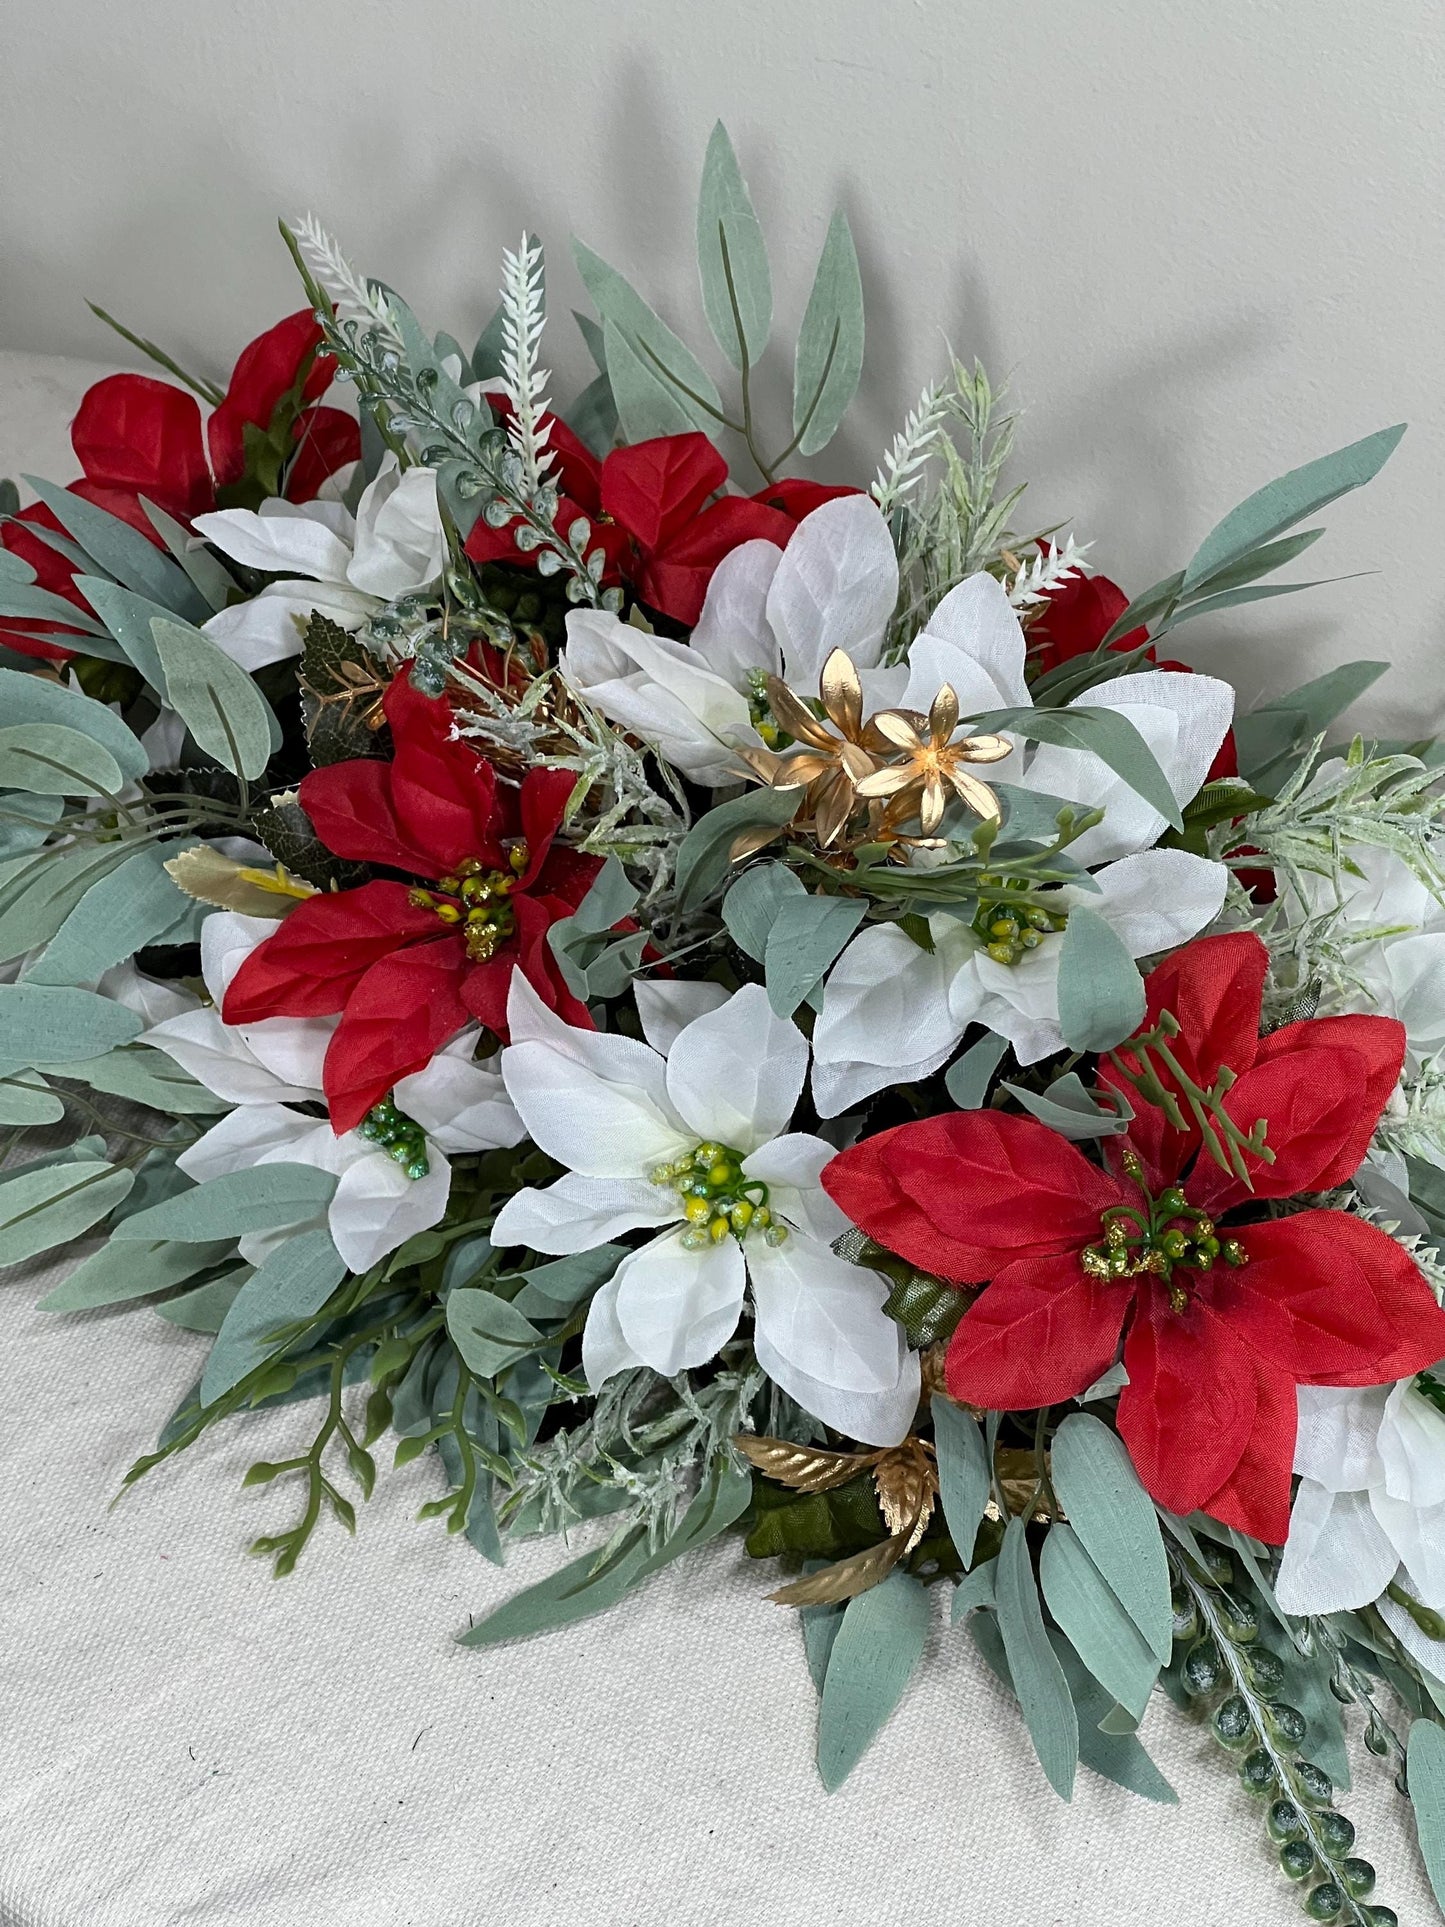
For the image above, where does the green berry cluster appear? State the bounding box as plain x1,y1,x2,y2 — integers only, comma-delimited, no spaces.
358,1097,429,1180
970,875,1068,965
650,1141,788,1252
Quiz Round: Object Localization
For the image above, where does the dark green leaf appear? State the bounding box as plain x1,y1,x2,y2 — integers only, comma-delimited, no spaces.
976,703,1183,829
884,1273,969,1349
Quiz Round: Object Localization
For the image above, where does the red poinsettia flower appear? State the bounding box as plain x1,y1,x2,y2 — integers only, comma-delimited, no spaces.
0,311,359,660
465,412,855,625
221,668,602,1133
822,931,1445,1543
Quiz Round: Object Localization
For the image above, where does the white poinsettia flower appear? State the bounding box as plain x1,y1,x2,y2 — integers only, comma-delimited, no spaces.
558,494,901,786
144,911,523,1272
193,455,445,670
810,576,1234,1113
1277,1380,1445,1673
490,970,920,1445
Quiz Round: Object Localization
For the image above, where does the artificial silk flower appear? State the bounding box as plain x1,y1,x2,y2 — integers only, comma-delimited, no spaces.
221,667,601,1132
823,931,1445,1541
146,911,523,1272
490,972,920,1446
193,455,446,670
559,492,901,786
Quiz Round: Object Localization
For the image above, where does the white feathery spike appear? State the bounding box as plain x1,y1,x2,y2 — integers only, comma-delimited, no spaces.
290,212,400,344
871,380,949,517
1007,534,1093,607
499,233,555,498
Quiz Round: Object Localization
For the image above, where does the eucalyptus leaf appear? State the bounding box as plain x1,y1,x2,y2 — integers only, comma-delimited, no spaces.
1184,526,1326,597
0,668,147,779
1410,1718,1445,1915
1054,908,1145,1053
1050,1413,1173,1663
0,982,142,1065
1002,1071,1133,1140
0,1158,134,1265
764,894,867,1018
565,371,619,461
509,1245,626,1315
154,1268,249,1333
574,240,725,441
945,1031,1008,1109
446,1287,544,1377
75,576,173,687
1038,1523,1160,1717
151,618,276,779
0,1069,63,1125
816,1570,931,1792
1050,1634,1177,1804
0,791,64,859
931,1394,990,1570
1232,660,1389,789
696,121,772,370
0,842,138,966
1152,576,1345,639
792,210,864,456
139,499,240,613
0,580,106,634
112,1163,337,1243
995,1514,1078,1799
24,844,193,987
675,785,802,911
0,723,124,799
200,1229,347,1405
61,1043,228,1114
950,1560,999,1621
38,1235,235,1312
22,475,205,618
975,704,1183,831
722,861,805,962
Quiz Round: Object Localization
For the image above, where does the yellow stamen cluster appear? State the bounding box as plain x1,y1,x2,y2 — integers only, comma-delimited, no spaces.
972,873,1069,965
651,1140,788,1252
409,843,528,962
1081,1168,1247,1311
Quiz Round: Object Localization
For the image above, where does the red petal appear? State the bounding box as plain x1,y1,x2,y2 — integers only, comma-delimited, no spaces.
322,937,471,1132
1116,1291,1260,1517
821,1111,1124,1284
383,669,502,874
285,405,361,501
208,310,329,488
600,433,727,554
944,1254,1133,1408
1226,1211,1445,1386
1188,1016,1406,1214
298,759,432,875
749,478,861,521
70,374,211,518
516,766,584,885
1026,571,1150,676
221,882,438,1021
637,497,794,625
1195,1361,1297,1543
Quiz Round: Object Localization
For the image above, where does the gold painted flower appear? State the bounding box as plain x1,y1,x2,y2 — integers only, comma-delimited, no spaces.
855,683,1012,834
736,647,884,847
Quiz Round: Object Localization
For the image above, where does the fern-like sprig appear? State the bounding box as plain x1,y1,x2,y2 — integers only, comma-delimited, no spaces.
498,233,555,501
1007,534,1092,607
290,212,402,347
871,380,948,518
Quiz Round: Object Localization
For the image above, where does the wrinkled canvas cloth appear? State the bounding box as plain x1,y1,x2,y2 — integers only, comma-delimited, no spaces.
0,357,1438,1927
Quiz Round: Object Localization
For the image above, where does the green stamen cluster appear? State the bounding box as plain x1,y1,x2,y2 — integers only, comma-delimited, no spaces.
971,872,1068,965
746,667,785,748
1082,1153,1245,1310
359,1096,429,1180
408,844,527,962
651,1140,788,1251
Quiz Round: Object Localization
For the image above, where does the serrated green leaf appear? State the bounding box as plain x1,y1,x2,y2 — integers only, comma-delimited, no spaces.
151,617,276,780
815,1569,930,1791
252,791,367,890
996,1515,1078,1799
22,475,205,619
882,1272,968,1349
112,1163,336,1243
764,894,867,1018
24,844,193,987
793,211,864,457
932,1394,990,1568
1050,1414,1173,1663
0,668,147,780
573,240,725,442
200,1228,347,1405
39,1235,235,1311
0,1158,134,1265
697,121,772,370
1054,908,1145,1054
0,982,142,1065
0,723,124,799
1038,1523,1160,1717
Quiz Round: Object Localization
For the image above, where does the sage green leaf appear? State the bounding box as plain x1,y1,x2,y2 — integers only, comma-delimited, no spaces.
22,475,205,618
0,791,64,859
139,500,239,613
1050,1634,1177,1804
1038,1523,1159,1718
39,1235,235,1311
0,842,133,965
0,1069,63,1125
1181,423,1405,592
0,723,124,799
565,370,619,461
1184,526,1326,598
675,785,802,911
1002,1071,1133,1140
200,1228,347,1405
24,844,193,986
0,983,142,1065
815,1569,931,1792
0,580,108,634
792,210,864,456
0,668,147,780
150,617,276,779
60,1043,227,1114
509,1245,626,1315
722,862,805,962
154,1268,249,1333
446,1287,543,1377
75,576,172,686
1050,1413,1173,1662
945,1031,1008,1109
996,1514,1078,1799
112,1163,336,1243
1152,576,1344,639
471,303,507,381
1233,659,1390,790
697,121,772,369
801,1589,847,1692
0,1158,134,1265
931,1394,990,1569
1055,908,1145,1053
1410,1718,1445,1914
976,704,1183,830
950,1560,999,1622
573,240,725,440
574,310,608,375
764,894,867,1018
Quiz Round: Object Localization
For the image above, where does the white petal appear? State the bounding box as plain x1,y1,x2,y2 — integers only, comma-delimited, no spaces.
1380,1381,1445,1508
748,1231,908,1393
145,1008,315,1105
1383,1494,1445,1605
741,1133,851,1244
192,500,354,580
328,1150,451,1272
1383,935,1445,1059
492,1174,681,1255
347,461,445,599
910,573,1029,710
766,495,899,686
202,581,376,670
690,539,783,688
175,1103,322,1184
1274,1481,1399,1614
1378,1581,1445,1681
1027,670,1234,865
581,1274,644,1390
1293,1383,1390,1488
663,982,806,1151
633,978,731,1055
613,1229,747,1374
94,960,198,1026
969,947,1068,1065
1076,849,1230,959
811,922,968,1116
394,1037,523,1154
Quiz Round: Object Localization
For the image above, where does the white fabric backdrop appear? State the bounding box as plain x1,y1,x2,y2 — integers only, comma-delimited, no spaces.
0,359,1440,1926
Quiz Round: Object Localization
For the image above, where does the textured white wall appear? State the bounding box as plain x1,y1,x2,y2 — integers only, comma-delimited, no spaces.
2,0,1442,731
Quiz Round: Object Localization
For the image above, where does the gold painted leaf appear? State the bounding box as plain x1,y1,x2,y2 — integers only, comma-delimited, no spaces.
733,1434,880,1493
871,1443,938,1552
165,845,318,919
767,1531,908,1607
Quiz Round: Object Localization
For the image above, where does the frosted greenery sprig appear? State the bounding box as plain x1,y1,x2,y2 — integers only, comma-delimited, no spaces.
871,379,948,518
498,232,556,499
1007,533,1091,607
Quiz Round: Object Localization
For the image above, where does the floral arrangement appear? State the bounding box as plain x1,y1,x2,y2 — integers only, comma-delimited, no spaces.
8,124,1445,1923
